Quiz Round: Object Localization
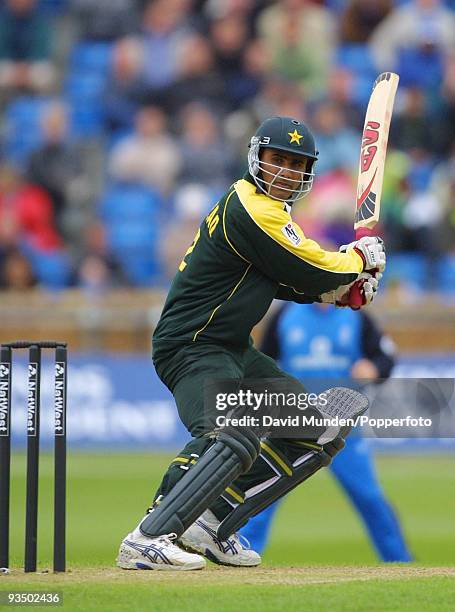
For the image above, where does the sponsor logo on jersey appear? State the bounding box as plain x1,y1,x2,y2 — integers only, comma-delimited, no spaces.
281,222,301,246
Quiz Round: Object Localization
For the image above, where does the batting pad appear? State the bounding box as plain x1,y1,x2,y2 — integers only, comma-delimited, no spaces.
217,387,368,541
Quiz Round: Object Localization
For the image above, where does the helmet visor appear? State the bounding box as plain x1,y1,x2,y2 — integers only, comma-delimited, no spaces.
248,142,315,203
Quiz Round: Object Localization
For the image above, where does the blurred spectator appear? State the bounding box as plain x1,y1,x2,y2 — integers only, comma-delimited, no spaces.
323,67,364,130
139,0,197,93
0,163,62,252
432,52,455,155
203,0,262,35
381,149,410,250
232,38,272,108
0,246,37,289
73,222,127,291
274,94,308,126
257,0,336,98
26,101,86,234
391,87,435,153
311,100,359,175
108,105,182,196
209,13,250,104
369,0,455,81
429,140,455,251
177,102,235,192
163,34,227,115
103,37,148,135
248,76,304,124
70,0,139,41
160,183,213,279
340,0,393,43
0,0,56,96
401,149,443,260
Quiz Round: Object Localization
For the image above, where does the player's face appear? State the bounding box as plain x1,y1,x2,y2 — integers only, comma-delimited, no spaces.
260,148,309,200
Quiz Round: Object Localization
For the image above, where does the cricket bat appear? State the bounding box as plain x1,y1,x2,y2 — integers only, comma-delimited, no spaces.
349,71,399,307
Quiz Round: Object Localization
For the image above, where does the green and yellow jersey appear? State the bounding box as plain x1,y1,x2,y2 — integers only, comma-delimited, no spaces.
153,174,363,352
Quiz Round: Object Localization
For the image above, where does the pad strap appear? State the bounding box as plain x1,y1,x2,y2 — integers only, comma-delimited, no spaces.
217,437,344,541
140,427,260,538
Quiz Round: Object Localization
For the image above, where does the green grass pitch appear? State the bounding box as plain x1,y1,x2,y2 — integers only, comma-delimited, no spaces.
1,453,455,610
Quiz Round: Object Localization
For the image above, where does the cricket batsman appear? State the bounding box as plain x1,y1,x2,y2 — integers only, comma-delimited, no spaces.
117,116,386,571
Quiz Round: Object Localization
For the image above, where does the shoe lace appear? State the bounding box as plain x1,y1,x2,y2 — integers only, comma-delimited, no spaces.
157,533,178,546
235,533,251,550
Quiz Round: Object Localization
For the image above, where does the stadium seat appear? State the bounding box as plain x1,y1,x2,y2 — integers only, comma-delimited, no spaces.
120,253,159,286
99,183,161,222
64,72,106,98
69,42,113,76
20,244,72,289
335,44,378,106
437,255,455,294
396,47,444,90
99,183,163,285
4,97,51,166
64,72,106,137
108,224,157,250
336,44,377,78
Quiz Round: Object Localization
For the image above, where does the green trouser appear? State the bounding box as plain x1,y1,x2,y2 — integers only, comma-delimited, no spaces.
152,341,313,521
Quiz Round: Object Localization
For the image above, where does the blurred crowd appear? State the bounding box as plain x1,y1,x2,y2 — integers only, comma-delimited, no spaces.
0,0,454,294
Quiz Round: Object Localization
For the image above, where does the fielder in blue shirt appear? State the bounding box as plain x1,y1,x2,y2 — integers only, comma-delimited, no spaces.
240,302,413,562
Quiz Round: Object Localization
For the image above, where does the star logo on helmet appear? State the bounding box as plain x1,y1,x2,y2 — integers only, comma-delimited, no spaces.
288,129,303,145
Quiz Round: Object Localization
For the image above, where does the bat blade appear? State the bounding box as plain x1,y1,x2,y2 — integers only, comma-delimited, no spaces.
349,72,399,308
354,71,399,234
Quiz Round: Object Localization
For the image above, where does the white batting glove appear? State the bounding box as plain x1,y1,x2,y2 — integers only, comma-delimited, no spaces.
358,271,381,305
340,237,386,272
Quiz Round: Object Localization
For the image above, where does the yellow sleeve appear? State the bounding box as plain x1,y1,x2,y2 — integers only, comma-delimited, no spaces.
226,179,362,295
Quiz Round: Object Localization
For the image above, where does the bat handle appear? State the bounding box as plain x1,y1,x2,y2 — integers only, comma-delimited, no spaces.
349,283,364,309
354,227,376,240
349,227,379,309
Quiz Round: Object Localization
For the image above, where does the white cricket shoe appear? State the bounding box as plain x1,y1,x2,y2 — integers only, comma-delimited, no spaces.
117,530,206,571
179,510,261,567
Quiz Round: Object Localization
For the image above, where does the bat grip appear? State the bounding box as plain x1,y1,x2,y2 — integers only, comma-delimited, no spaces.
349,227,379,309
355,227,376,240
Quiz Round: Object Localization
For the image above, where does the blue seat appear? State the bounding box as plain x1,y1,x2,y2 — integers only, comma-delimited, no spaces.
69,42,113,76
4,97,51,166
120,253,160,286
107,224,157,250
64,72,106,99
336,43,377,78
99,183,161,223
68,103,105,137
99,183,162,285
437,255,455,293
335,44,379,106
64,72,106,137
396,47,444,89
20,245,72,289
